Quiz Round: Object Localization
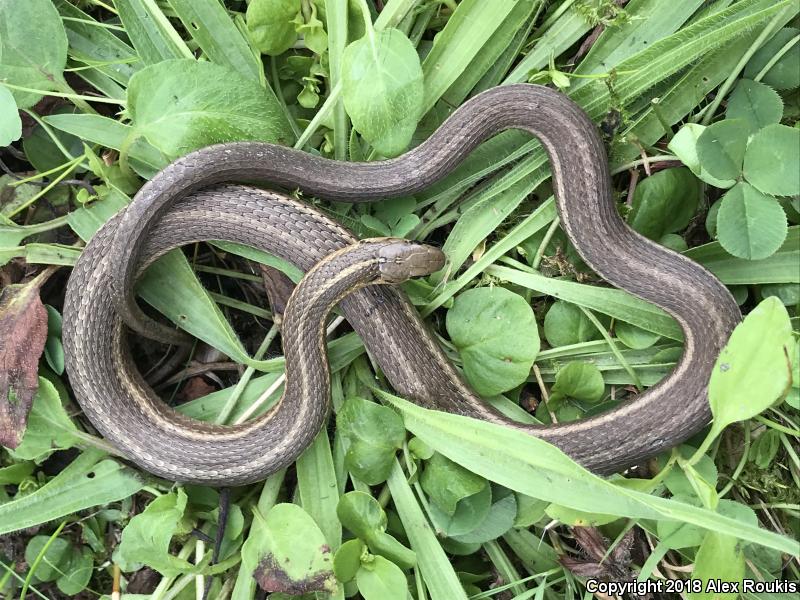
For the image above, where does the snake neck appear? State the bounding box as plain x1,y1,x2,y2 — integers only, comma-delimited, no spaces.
281,244,382,414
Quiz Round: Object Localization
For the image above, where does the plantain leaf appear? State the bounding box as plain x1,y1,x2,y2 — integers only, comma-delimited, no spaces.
127,59,294,159
708,297,793,434
342,28,423,157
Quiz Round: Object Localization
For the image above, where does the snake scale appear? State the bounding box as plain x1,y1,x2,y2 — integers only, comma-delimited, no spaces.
62,84,742,485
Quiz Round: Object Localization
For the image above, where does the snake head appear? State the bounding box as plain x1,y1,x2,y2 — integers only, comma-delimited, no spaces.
370,238,446,284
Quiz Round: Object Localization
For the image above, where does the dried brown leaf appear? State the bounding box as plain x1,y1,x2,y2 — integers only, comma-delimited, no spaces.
0,281,48,448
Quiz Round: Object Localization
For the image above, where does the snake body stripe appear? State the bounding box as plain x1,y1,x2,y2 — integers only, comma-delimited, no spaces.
63,84,742,484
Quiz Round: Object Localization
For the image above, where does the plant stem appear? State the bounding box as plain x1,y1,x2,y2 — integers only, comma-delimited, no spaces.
1,82,124,105
216,323,280,424
8,159,83,218
20,521,67,600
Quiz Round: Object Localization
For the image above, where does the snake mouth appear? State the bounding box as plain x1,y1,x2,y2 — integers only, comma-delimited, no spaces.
373,239,446,283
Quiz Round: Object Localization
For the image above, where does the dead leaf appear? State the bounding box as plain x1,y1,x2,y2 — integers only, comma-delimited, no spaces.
560,527,636,582
254,551,336,595
0,281,48,448
178,376,216,402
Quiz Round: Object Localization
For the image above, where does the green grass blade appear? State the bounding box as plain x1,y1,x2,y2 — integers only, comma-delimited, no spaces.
437,177,540,280
0,449,143,536
44,113,166,175
138,250,273,371
325,0,350,161
486,264,682,340
387,460,469,600
297,428,343,550
422,198,557,316
574,0,797,117
574,0,705,78
114,0,193,64
381,394,800,556
420,0,518,114
504,4,592,84
166,0,262,82
439,0,540,108
686,226,800,284
55,0,140,85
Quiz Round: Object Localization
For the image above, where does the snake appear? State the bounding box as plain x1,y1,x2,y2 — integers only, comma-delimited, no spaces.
62,84,742,485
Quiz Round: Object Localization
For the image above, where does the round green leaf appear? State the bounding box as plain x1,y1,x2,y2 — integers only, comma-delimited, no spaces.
45,304,64,375
428,483,492,537
550,361,605,403
337,491,387,540
447,287,539,396
514,494,548,527
725,79,783,131
127,59,294,160
0,0,67,108
440,538,481,556
24,535,71,582
744,27,800,90
22,108,84,174
11,378,79,462
659,233,688,253
408,437,433,460
663,447,718,497
0,85,21,146
342,28,423,157
760,283,800,307
705,197,722,238
336,396,406,485
743,124,800,197
57,545,93,596
420,452,488,517
294,4,327,55
543,300,600,347
709,297,793,432
451,492,517,544
246,0,301,56
696,119,750,181
365,531,416,570
729,285,749,306
668,124,736,188
356,555,407,600
628,167,700,240
615,321,661,349
692,532,746,598
333,539,364,583
336,492,415,569
751,429,781,469
716,182,787,260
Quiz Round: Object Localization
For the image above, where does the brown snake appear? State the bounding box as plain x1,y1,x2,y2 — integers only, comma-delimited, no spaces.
62,84,741,485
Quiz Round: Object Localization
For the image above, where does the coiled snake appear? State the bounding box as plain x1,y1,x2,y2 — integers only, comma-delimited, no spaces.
62,84,741,485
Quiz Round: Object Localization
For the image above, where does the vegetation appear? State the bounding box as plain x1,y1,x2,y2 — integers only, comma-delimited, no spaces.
0,0,798,599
